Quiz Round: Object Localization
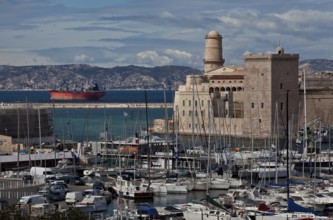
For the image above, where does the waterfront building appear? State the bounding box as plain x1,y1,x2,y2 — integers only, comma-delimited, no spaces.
0,105,53,151
170,30,300,140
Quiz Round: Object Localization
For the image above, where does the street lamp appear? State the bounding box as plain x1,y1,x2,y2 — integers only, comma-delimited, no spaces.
4,128,7,136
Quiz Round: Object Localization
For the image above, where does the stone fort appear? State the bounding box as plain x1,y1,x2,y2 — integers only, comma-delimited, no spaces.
154,30,333,142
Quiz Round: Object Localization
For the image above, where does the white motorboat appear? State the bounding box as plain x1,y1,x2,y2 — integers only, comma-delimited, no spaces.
74,195,107,213
112,175,154,200
238,162,298,179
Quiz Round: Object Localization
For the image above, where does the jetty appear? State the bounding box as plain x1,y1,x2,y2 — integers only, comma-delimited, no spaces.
0,102,173,109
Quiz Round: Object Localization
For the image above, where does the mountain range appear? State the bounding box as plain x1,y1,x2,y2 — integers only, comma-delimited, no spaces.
0,59,331,90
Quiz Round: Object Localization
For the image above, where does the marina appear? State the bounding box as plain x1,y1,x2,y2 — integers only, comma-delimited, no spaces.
0,30,332,220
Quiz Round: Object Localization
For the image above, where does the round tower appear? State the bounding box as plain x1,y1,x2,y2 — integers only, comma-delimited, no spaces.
203,31,225,74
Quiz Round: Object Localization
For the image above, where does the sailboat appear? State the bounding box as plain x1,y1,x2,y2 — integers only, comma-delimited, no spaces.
111,91,154,200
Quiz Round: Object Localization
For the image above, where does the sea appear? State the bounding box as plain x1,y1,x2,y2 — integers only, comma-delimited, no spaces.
0,90,174,142
1,90,214,213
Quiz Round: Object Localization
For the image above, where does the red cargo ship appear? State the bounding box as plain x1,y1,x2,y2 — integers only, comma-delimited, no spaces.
49,83,106,101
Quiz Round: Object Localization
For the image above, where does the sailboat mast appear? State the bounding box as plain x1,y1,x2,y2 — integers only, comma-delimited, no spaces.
38,108,42,166
206,102,211,196
286,90,290,210
145,91,151,181
303,69,307,177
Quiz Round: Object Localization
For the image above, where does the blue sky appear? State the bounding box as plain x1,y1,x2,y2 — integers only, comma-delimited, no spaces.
0,0,332,69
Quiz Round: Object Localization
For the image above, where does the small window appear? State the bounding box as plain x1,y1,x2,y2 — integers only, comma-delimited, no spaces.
259,119,262,123
182,110,185,116
182,100,185,106
251,103,254,108
195,100,197,107
189,100,191,106
188,123,191,128
280,83,283,89
280,102,284,110
261,103,264,108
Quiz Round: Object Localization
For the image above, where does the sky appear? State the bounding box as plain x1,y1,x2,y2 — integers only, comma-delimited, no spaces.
0,0,332,69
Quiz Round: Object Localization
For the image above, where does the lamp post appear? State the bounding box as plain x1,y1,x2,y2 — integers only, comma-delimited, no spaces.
4,128,7,136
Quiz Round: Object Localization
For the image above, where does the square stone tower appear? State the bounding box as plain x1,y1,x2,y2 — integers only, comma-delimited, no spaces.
243,47,299,139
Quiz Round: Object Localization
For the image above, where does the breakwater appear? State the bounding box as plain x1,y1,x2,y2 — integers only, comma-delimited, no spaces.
1,102,173,109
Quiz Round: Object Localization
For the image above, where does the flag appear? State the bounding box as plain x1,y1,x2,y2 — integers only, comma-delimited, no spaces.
123,111,128,117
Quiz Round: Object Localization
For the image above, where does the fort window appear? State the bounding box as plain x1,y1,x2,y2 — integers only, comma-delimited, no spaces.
280,83,283,89
237,87,242,91
209,87,214,93
189,100,191,106
226,87,231,91
259,119,262,123
182,110,185,116
221,87,225,91
215,87,219,92
183,100,185,106
218,81,220,83
280,102,284,110
189,123,191,128
252,103,254,108
195,100,197,107
212,81,214,83
232,87,236,91
261,103,264,108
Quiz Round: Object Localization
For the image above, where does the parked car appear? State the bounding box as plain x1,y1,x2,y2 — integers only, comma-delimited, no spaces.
22,175,33,184
69,176,85,185
82,189,101,196
56,175,70,184
65,191,83,205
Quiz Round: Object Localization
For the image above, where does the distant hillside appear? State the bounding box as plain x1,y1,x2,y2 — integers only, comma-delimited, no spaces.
0,59,331,90
299,59,333,73
0,64,202,90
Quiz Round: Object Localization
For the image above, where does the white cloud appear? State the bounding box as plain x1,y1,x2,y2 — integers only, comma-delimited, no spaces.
273,9,333,30
161,11,174,19
74,54,94,63
0,50,54,66
164,49,192,59
137,51,172,66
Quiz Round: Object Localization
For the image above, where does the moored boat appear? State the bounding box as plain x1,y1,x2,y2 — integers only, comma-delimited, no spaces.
49,83,105,101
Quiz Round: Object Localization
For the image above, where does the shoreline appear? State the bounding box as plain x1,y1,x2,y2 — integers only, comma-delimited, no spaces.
0,102,173,109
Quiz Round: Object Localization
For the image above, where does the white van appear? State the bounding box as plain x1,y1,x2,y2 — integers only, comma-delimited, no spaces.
19,195,47,205
65,191,83,205
30,167,55,179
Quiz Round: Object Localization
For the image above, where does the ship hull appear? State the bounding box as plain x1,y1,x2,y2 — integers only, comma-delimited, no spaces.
49,90,106,101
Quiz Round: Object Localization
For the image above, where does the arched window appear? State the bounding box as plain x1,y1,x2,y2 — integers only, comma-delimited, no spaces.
237,87,243,91
226,87,231,91
232,87,236,91
214,87,220,92
221,87,225,91
209,87,214,93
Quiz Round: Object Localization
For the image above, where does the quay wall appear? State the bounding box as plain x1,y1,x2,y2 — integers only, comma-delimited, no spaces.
1,102,173,109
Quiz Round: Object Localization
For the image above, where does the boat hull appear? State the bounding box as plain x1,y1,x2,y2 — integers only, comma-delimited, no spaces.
49,90,106,101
